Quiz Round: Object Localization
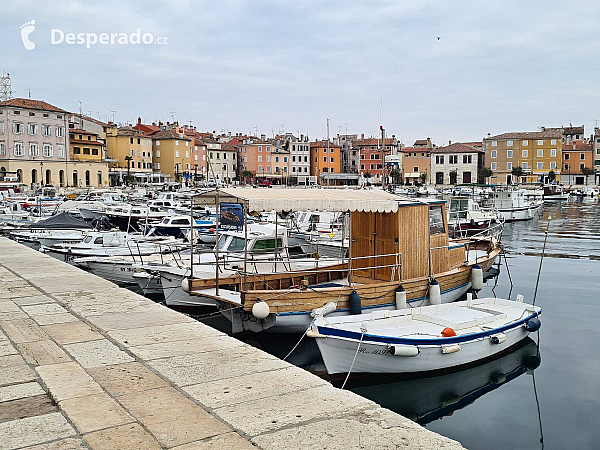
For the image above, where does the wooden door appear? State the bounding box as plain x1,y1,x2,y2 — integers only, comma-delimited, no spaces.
374,212,399,281
350,211,376,279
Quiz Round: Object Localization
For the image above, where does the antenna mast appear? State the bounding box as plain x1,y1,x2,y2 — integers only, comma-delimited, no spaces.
0,72,13,101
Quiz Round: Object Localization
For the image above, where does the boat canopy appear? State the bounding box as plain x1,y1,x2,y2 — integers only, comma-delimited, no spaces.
29,212,92,229
191,188,408,213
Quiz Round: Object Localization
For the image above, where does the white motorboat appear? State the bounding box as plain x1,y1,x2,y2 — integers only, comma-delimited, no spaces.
311,296,541,378
481,188,543,222
447,197,502,238
543,184,569,201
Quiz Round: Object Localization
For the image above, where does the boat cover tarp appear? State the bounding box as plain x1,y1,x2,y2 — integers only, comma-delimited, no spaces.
29,212,92,229
192,188,409,213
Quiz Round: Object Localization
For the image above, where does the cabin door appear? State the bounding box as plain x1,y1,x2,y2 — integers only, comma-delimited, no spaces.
350,211,376,280
374,212,399,281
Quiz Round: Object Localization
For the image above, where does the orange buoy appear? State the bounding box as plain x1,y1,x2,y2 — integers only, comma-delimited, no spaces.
209,228,215,232
441,327,456,337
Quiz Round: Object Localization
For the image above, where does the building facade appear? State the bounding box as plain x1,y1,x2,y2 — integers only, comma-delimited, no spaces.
310,140,341,183
106,127,154,184
562,140,593,185
150,129,191,182
430,143,483,185
483,131,563,184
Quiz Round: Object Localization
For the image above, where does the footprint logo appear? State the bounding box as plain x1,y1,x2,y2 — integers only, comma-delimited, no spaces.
20,20,36,51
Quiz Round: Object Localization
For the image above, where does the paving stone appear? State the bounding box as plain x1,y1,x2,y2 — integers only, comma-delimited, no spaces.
118,387,232,448
23,437,87,449
0,286,42,299
87,308,194,331
0,394,57,422
0,301,22,313
22,303,69,316
251,408,464,450
129,335,244,361
148,345,290,386
64,339,134,368
184,366,329,410
108,322,224,348
0,318,49,343
84,423,162,450
12,295,56,306
0,364,37,387
0,411,77,449
30,312,79,326
88,362,168,397
59,393,134,433
36,362,104,402
0,308,28,320
17,340,72,366
42,321,103,344
0,381,45,403
70,299,158,317
213,384,375,437
0,354,27,368
0,340,18,357
172,432,257,449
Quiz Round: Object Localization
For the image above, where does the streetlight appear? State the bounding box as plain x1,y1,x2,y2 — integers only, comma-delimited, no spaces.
194,164,198,184
40,161,44,187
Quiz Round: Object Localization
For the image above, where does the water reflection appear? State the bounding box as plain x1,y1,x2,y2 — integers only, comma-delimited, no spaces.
348,338,541,425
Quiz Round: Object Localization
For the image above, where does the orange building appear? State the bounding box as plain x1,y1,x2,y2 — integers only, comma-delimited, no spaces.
562,140,593,185
310,140,341,184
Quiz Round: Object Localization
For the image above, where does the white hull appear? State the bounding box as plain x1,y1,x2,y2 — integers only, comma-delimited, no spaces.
83,260,139,285
498,204,542,222
161,269,217,308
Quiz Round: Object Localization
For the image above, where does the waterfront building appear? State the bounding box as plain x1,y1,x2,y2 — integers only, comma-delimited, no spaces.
106,126,154,184
338,133,358,173
149,129,191,182
352,134,400,184
310,140,341,184
401,138,435,184
206,140,236,183
562,140,593,185
0,98,108,188
430,142,483,185
483,130,563,184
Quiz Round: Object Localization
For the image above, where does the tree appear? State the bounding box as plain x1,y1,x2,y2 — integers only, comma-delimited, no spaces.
363,172,371,185
479,167,493,184
548,170,556,183
242,170,253,185
389,168,401,184
124,156,133,186
420,172,427,184
581,167,594,185
511,166,524,183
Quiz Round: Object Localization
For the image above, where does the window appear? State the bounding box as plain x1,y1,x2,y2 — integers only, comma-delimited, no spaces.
43,144,53,157
92,148,98,156
522,162,528,169
175,140,179,146
537,149,543,157
491,141,497,147
449,155,458,164
42,125,51,136
435,155,444,164
537,162,543,170
74,146,81,154
258,165,263,172
323,156,327,162
463,155,472,164
13,142,24,156
258,146,262,152
330,157,334,162
156,140,161,146
0,142,5,155
507,162,512,170
580,153,585,160
284,156,288,162
523,140,528,145
258,155,262,162
185,151,189,158
155,150,161,157
522,150,528,157
28,142,39,156
56,126,64,138
507,140,513,147
28,123,38,135
0,123,3,134
564,164,569,171
537,140,544,145
267,166,271,173
429,205,445,235
137,150,141,157
507,150,513,158
564,153,570,160
413,166,419,172
491,162,497,170
83,148,90,155
13,122,23,134
266,146,270,152
266,155,271,162
57,145,65,158
13,110,20,115
129,137,134,144
551,139,557,145
579,163,585,170
175,150,179,157
550,161,557,170
491,150,497,158
551,148,557,157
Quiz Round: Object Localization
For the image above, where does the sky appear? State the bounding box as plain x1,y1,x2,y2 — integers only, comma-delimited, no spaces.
2,0,600,146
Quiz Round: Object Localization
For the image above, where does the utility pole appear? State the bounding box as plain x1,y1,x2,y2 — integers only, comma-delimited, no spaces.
380,125,386,190
326,117,330,187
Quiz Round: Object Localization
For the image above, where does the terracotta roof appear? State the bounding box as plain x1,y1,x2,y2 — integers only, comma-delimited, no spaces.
69,139,103,146
70,129,99,135
544,126,584,135
563,140,592,151
69,114,109,127
0,98,67,113
431,142,483,154
413,139,429,146
401,147,430,154
310,140,340,148
486,130,562,140
351,138,395,147
115,128,148,137
149,129,191,141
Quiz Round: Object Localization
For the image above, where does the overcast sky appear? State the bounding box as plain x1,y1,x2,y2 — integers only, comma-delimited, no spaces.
2,0,600,146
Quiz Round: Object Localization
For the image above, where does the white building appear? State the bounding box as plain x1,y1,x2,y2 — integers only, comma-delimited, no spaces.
430,142,483,185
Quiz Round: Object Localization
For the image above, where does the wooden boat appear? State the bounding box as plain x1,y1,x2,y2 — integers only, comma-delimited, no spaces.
311,296,542,378
184,189,501,333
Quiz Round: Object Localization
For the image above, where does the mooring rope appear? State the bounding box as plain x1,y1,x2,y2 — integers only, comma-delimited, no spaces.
341,325,367,390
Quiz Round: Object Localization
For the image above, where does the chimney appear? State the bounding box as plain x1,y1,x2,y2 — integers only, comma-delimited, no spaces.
137,117,141,124
361,133,365,140
261,134,266,141
427,137,432,148
300,134,304,142
449,140,452,145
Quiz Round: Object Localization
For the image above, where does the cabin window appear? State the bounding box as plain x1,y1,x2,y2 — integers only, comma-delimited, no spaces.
252,238,283,252
228,237,246,252
217,235,230,250
429,205,445,235
449,199,468,220
171,219,190,225
94,237,104,244
83,236,92,243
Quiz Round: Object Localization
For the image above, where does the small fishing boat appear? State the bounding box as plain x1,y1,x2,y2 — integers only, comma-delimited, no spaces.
480,188,543,222
543,184,569,201
447,196,502,238
311,296,541,379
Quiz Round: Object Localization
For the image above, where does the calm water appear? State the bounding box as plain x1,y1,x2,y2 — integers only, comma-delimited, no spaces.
198,200,600,450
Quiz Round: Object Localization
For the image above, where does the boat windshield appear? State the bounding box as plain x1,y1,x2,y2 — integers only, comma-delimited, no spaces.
252,238,283,253
228,237,246,252
217,235,230,250
83,236,93,243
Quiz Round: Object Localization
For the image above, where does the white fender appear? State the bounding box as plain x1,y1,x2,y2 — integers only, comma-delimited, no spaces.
252,301,270,319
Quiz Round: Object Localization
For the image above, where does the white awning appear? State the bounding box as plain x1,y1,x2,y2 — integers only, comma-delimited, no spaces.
192,187,402,213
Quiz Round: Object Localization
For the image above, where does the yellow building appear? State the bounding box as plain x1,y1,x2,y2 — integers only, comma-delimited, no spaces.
69,129,103,162
150,129,191,181
105,126,153,183
484,131,563,184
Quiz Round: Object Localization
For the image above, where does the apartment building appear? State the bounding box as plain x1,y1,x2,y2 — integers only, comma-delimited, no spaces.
106,127,154,183
430,143,483,185
149,129,191,182
352,134,400,184
310,140,341,184
562,140,593,185
206,141,236,183
484,131,563,184
400,138,435,184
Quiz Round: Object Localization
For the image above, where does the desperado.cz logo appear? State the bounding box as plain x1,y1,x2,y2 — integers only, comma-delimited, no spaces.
19,19,168,50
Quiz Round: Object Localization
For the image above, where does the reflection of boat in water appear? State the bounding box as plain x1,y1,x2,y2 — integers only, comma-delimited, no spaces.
348,337,540,425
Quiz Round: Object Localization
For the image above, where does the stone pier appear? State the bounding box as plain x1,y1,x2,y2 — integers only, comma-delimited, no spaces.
0,237,464,449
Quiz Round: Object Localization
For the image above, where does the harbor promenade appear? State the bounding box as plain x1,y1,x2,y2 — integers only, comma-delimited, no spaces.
0,237,464,450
